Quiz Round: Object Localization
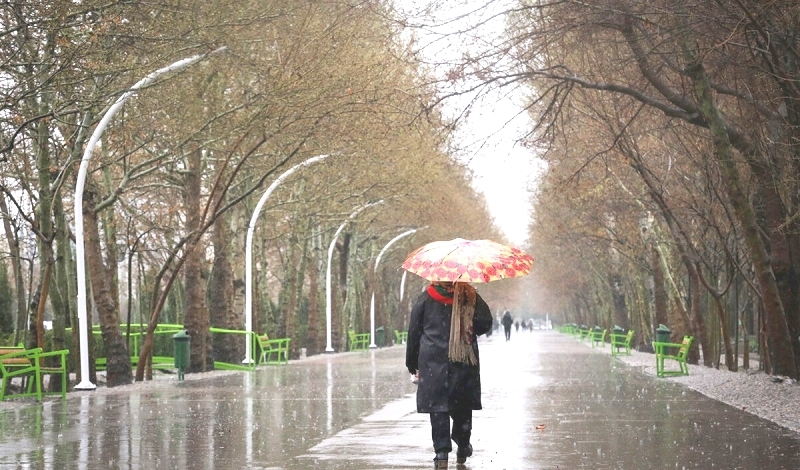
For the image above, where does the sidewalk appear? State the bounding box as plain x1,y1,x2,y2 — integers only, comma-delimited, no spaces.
0,331,798,469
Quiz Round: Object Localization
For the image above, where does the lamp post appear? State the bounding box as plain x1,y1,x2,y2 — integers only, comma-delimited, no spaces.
369,228,418,348
243,154,331,364
73,48,225,390
324,201,384,353
399,270,407,302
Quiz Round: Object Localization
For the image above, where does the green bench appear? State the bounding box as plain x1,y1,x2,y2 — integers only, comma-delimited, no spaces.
394,330,408,345
591,328,606,348
96,355,175,372
348,330,370,351
0,345,69,401
578,328,591,342
654,335,693,378
610,330,634,356
257,334,291,365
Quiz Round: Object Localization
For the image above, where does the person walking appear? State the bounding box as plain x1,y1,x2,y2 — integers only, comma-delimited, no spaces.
406,281,493,469
502,310,513,341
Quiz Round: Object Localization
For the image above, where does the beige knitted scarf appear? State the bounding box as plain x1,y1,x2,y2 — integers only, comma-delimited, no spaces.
449,282,477,365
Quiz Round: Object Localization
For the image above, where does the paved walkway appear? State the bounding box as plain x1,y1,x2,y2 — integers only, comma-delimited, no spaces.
0,331,799,469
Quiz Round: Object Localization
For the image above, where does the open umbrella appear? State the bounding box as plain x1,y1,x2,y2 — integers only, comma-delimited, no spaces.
401,238,534,283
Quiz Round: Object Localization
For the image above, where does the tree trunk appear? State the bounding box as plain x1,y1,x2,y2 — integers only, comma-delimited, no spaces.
686,55,797,377
183,148,210,373
338,233,350,306
33,263,50,352
83,188,132,387
287,231,309,358
306,259,320,356
333,232,351,350
49,195,74,392
652,245,668,329
0,193,28,344
696,263,736,371
209,191,241,364
738,303,750,371
759,185,800,376
626,147,709,364
712,293,735,371
397,273,411,334
608,273,629,330
31,110,53,351
306,236,321,356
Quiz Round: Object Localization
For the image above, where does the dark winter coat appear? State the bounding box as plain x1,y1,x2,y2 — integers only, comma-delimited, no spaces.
501,311,513,328
405,290,493,413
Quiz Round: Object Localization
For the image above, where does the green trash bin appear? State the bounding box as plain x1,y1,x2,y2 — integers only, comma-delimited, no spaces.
655,324,671,343
611,325,625,353
376,327,386,348
172,329,191,380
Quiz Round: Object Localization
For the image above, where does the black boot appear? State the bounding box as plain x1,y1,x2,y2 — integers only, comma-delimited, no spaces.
456,444,472,464
434,451,448,469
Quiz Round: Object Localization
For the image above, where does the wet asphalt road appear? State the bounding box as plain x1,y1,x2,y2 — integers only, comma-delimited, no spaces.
0,331,799,469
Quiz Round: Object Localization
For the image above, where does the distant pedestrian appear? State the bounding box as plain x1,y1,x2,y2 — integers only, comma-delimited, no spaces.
502,310,513,341
514,320,520,332
406,281,493,469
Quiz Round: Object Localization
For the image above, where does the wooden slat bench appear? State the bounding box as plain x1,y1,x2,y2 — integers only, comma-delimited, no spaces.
257,334,291,365
0,345,67,400
37,349,69,399
348,330,370,351
0,345,39,401
654,335,693,378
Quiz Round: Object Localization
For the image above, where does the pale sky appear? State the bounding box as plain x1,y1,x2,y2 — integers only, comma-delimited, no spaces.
396,0,543,246
451,89,543,247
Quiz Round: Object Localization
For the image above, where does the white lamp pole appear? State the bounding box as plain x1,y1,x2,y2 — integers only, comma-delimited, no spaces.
399,270,407,302
243,154,330,364
369,228,418,348
325,201,384,353
73,48,225,390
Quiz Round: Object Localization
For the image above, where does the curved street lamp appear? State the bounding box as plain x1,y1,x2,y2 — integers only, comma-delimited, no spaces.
243,154,331,364
73,48,225,390
324,200,384,352
369,228,419,348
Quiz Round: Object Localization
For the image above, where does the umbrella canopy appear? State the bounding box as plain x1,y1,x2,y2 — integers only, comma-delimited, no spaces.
401,238,534,283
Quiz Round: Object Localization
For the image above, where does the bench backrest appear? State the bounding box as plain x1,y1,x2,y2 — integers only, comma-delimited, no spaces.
0,346,30,367
676,336,693,359
0,346,25,356
258,333,277,349
0,347,43,375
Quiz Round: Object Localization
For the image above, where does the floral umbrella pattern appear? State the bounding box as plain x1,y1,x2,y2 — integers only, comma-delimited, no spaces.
401,238,534,283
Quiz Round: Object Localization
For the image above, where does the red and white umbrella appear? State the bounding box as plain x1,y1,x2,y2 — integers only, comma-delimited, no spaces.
401,238,534,283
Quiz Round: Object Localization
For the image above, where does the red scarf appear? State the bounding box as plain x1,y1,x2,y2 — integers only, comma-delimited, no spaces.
427,284,453,305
